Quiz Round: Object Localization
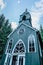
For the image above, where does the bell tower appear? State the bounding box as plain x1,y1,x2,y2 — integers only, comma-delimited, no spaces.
19,9,32,26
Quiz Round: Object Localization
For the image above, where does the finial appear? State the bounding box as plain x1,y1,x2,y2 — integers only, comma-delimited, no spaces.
25,8,28,12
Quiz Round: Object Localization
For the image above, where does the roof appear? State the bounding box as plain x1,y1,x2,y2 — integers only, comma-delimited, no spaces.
7,22,38,38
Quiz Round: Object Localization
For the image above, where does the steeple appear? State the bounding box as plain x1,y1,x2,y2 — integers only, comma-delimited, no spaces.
25,8,28,13
19,9,32,26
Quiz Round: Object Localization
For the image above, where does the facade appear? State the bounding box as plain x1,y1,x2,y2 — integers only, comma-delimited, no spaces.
4,9,42,65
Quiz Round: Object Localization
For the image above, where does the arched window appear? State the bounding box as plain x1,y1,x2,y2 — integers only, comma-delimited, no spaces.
22,15,26,20
28,34,36,52
7,40,12,53
12,39,26,65
13,39,26,53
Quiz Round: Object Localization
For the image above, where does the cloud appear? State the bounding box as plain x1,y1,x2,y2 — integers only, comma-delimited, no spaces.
18,0,21,4
31,0,43,29
0,0,5,10
11,22,18,30
35,0,43,8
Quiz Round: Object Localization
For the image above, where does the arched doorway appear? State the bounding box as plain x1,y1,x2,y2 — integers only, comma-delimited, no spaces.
11,39,26,65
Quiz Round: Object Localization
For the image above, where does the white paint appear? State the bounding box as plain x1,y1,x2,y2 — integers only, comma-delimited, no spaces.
4,54,8,65
10,55,13,65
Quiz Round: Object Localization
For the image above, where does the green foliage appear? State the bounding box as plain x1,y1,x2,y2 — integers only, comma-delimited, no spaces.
0,14,12,59
40,25,43,42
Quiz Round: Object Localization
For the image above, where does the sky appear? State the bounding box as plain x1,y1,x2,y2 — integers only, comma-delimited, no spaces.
0,0,43,30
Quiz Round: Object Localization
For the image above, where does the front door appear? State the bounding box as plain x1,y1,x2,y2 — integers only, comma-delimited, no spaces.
12,55,18,65
12,55,25,65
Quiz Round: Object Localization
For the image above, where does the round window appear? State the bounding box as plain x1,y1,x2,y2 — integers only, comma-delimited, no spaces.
19,28,25,34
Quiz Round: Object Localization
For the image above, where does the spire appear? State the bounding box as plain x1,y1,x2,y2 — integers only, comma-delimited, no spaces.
25,8,28,13
25,8,27,12
19,9,32,26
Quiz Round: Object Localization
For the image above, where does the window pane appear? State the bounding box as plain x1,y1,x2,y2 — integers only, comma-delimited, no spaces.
8,45,12,49
29,43,31,47
32,43,34,47
29,48,31,52
32,47,35,51
9,50,12,53
19,57,23,65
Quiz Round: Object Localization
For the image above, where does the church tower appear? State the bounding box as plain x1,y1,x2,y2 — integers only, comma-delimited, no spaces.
19,9,32,26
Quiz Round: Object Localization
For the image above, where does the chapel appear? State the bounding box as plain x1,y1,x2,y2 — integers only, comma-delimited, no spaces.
3,9,43,65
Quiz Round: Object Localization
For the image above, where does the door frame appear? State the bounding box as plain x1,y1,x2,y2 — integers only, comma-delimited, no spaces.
10,53,25,65
18,54,25,65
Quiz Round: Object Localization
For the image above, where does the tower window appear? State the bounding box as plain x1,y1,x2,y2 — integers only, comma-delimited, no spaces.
22,15,26,20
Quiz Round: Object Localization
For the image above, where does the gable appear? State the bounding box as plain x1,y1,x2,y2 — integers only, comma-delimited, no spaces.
6,23,37,53
7,22,37,38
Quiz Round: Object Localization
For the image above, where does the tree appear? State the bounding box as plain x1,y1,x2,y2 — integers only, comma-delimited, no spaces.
0,14,12,59
40,25,43,65
40,25,43,42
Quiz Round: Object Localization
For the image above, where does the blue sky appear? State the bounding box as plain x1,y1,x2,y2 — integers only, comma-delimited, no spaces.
0,0,43,30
